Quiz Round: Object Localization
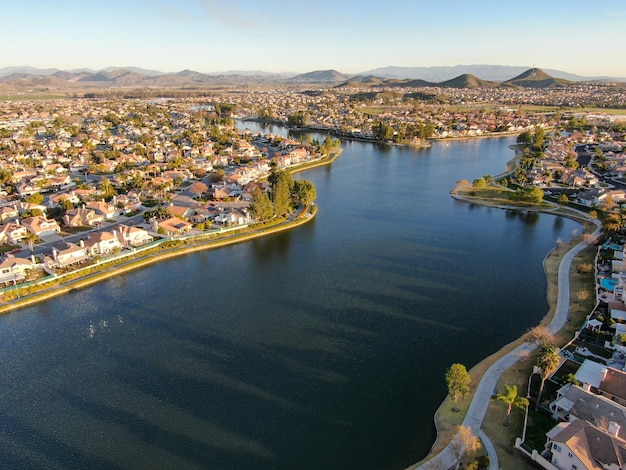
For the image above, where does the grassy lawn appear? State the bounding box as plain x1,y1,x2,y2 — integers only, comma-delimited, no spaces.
0,244,21,254
61,226,93,236
523,409,556,451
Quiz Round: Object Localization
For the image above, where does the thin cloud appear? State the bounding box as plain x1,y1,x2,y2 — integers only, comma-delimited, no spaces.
195,0,264,30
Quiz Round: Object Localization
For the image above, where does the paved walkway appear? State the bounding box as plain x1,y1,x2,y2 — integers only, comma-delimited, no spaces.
413,218,601,470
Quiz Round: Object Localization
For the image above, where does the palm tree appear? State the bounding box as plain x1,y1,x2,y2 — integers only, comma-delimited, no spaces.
24,232,38,253
536,345,561,411
495,384,529,426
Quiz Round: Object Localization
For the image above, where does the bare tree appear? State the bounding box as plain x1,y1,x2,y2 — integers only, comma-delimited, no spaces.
525,325,555,347
449,425,481,470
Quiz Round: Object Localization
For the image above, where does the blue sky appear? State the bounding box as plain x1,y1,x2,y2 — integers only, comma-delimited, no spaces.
2,0,626,77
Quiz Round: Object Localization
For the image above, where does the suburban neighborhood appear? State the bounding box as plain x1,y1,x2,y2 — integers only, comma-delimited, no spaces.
2,77,626,469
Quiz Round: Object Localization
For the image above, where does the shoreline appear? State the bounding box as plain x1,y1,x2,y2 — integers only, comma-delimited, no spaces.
412,190,597,468
0,204,318,315
239,118,524,147
0,148,345,315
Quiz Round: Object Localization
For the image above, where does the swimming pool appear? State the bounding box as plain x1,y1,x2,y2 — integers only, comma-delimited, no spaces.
601,277,619,291
603,242,624,251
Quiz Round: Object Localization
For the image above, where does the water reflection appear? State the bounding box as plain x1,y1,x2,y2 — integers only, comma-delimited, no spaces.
0,127,582,470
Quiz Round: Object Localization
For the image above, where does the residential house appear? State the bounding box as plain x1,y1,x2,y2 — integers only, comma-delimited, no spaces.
46,175,74,191
21,216,61,237
0,222,28,245
63,207,104,227
85,231,123,256
19,201,48,216
549,383,626,441
577,189,606,207
575,360,626,407
48,242,89,269
167,204,194,220
154,217,193,237
48,191,80,208
111,193,141,213
0,205,19,223
115,225,153,247
545,419,626,470
15,181,40,197
86,200,118,219
0,254,36,285
214,208,251,226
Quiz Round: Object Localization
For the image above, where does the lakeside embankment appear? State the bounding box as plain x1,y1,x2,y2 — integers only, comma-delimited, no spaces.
0,204,318,315
412,188,598,469
0,148,343,315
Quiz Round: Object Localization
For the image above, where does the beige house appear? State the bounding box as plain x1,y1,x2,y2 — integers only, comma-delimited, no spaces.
154,217,193,237
0,222,28,245
545,419,626,470
85,231,122,256
115,225,153,247
49,242,89,269
0,254,36,285
63,207,105,227
21,216,61,237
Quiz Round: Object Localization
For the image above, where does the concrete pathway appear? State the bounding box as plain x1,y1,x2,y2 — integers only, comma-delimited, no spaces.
414,219,601,470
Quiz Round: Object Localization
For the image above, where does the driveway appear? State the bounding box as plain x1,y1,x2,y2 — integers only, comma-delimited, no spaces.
39,233,63,243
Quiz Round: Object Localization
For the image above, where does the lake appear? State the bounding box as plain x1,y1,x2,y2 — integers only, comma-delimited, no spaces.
0,124,580,469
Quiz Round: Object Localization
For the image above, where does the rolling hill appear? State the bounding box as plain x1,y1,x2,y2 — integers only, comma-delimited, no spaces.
502,68,573,88
0,65,619,93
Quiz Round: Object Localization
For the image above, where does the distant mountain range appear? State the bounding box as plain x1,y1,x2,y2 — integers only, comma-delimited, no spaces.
0,65,624,92
335,68,577,89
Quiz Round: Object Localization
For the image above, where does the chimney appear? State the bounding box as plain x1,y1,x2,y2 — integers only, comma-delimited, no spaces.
52,247,58,262
79,240,84,248
609,421,621,437
30,255,35,264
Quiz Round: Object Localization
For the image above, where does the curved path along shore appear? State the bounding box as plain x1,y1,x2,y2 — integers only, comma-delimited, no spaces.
412,214,601,470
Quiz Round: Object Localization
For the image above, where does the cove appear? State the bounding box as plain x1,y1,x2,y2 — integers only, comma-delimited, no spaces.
0,124,580,469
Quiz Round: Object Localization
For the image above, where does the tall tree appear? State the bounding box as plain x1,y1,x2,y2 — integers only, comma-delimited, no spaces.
445,363,471,412
99,177,117,201
272,178,292,217
535,346,561,410
293,179,316,206
249,187,273,222
495,384,529,426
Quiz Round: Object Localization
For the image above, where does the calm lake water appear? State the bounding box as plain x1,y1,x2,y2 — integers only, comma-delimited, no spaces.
0,124,580,469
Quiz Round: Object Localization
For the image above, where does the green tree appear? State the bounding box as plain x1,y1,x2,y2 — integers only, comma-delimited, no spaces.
59,198,74,211
516,130,533,145
373,121,394,141
25,192,44,205
323,135,332,152
249,187,273,222
24,232,38,253
533,127,545,147
472,178,487,190
536,345,561,410
293,179,316,206
526,186,544,204
143,206,170,220
99,177,117,201
445,363,471,412
495,384,529,426
557,193,569,206
273,177,292,217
